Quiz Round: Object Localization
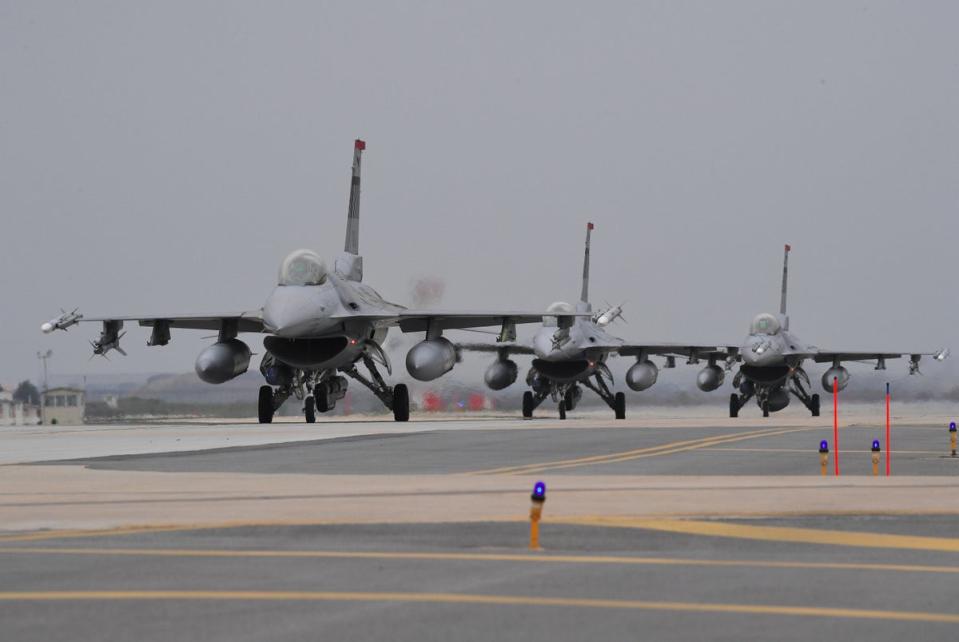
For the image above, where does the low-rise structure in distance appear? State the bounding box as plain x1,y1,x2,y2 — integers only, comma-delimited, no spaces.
41,387,85,425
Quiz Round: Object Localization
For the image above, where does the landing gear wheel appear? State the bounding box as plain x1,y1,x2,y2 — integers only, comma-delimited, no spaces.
564,389,574,411
762,401,770,418
313,383,330,413
522,391,534,419
304,396,316,423
558,403,566,420
258,385,274,424
810,393,820,417
614,392,626,420
392,383,409,422
729,394,739,418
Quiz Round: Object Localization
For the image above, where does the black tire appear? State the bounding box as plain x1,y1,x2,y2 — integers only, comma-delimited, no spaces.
522,391,534,419
564,389,574,411
614,392,626,420
313,382,330,413
558,403,567,420
304,396,316,423
762,401,770,418
729,393,739,418
392,383,409,422
810,393,820,417
258,385,274,424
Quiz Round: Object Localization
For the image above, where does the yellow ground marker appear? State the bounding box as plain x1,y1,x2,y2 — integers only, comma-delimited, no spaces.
4,546,959,576
561,517,959,552
0,590,957,623
472,426,818,475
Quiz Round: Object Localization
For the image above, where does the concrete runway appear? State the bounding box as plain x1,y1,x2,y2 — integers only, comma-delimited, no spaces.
3,409,959,640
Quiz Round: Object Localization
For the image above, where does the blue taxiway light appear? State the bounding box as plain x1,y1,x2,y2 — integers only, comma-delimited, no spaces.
950,422,956,432
819,440,829,452
532,481,546,501
872,440,881,451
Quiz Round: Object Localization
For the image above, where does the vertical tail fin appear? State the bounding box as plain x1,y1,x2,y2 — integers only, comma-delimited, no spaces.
780,243,791,316
580,222,594,304
343,139,365,255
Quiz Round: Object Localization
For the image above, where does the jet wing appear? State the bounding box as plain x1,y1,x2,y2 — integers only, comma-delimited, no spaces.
330,310,584,333
617,344,739,361
74,311,265,333
810,349,948,364
396,311,580,333
455,342,537,356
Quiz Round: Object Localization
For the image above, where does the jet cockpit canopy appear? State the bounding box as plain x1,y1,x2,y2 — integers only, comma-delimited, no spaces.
750,312,781,336
278,249,327,286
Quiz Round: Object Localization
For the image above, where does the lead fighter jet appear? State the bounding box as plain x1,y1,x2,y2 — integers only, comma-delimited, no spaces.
729,244,949,417
43,139,572,423
458,223,733,419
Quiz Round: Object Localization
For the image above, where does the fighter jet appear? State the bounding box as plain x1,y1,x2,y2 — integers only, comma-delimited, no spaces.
43,139,573,423
458,223,732,419
729,245,949,417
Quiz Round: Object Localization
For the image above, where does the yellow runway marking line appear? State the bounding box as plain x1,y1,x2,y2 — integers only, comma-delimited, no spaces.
562,517,959,552
472,426,818,475
6,546,959,575
1,590,959,623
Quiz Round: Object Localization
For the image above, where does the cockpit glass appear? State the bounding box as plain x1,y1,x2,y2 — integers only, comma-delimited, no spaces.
543,301,574,328
749,313,781,335
278,249,327,286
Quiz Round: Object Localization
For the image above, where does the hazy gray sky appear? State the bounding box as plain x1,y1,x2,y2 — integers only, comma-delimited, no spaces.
2,1,957,386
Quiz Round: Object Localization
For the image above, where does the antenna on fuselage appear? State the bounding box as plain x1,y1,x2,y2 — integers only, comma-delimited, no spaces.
344,139,365,255
580,222,594,306
780,243,791,328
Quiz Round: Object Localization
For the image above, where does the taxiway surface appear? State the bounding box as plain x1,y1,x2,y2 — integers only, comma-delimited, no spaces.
3,409,959,641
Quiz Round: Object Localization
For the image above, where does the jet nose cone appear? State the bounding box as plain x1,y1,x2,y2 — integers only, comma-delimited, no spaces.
263,286,332,337
742,337,778,366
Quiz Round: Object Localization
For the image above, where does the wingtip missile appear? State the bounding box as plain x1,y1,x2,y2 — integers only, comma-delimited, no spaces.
935,348,950,362
42,308,82,333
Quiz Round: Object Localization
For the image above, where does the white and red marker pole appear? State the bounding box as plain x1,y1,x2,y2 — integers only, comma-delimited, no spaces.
833,376,839,476
885,382,891,476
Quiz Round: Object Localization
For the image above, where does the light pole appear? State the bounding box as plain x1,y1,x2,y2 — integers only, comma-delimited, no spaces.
36,350,52,424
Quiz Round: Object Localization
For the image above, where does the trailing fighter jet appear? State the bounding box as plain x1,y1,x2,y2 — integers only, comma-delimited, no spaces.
728,245,949,417
457,223,732,419
42,139,572,423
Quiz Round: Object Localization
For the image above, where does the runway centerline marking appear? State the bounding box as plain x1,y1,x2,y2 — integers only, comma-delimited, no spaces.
1,590,958,623
561,517,959,552
471,426,819,475
4,546,959,575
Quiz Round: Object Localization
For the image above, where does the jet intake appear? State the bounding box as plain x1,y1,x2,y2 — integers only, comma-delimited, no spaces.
822,365,850,392
626,360,658,391
484,359,518,391
195,339,251,384
696,364,725,392
406,338,457,381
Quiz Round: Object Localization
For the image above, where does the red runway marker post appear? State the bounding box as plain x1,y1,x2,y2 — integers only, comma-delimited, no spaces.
833,376,839,476
885,383,891,476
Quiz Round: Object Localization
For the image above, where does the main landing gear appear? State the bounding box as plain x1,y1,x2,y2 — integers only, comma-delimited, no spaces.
258,355,410,424
583,373,626,420
342,355,409,422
